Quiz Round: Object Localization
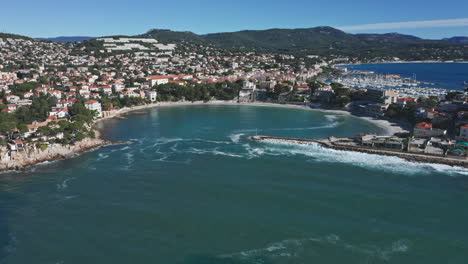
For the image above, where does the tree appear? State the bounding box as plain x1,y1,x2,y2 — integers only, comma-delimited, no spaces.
17,124,28,134
37,125,52,136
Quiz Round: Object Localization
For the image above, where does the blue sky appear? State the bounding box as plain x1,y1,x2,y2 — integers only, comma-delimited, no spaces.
1,0,468,38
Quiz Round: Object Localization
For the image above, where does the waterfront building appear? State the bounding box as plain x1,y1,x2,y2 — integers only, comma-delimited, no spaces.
311,86,334,103
145,90,158,102
459,125,468,141
413,122,447,138
84,100,102,117
239,81,257,102
365,89,397,103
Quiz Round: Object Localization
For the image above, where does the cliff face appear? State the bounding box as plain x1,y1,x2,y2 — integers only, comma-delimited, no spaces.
0,137,110,172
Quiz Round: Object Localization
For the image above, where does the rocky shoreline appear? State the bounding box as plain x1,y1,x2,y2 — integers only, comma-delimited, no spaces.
0,131,121,173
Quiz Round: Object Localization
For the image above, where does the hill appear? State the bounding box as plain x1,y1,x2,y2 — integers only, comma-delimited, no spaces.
137,29,206,44
202,27,362,52
136,27,468,60
443,37,468,44
0,33,33,40
355,32,424,42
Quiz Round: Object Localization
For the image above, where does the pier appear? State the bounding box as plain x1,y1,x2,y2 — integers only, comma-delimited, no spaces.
251,135,468,168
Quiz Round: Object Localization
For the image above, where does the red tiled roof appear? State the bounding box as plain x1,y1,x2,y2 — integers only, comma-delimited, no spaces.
415,122,432,129
397,97,415,102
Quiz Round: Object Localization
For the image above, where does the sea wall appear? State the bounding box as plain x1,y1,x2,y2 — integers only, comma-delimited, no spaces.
251,136,468,168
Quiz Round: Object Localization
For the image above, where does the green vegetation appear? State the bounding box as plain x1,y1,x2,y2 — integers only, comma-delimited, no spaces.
0,96,96,144
156,81,241,102
138,29,206,44
0,33,33,40
138,27,468,61
385,102,418,124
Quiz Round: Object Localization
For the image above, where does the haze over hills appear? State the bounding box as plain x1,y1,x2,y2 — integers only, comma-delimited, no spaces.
4,26,468,60
443,36,468,44
30,27,467,45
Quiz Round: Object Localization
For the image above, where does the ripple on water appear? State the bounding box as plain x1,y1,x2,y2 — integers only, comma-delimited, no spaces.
219,234,412,262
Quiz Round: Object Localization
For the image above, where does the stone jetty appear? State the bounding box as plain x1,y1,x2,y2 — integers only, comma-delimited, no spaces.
251,135,468,168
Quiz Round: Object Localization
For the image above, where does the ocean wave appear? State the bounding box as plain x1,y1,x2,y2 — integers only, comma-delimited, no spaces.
152,137,231,147
119,146,131,151
96,152,110,161
325,115,342,122
121,152,135,170
268,122,339,131
230,122,340,135
152,154,192,165
187,147,244,158
57,177,75,190
256,140,468,176
229,133,245,143
152,137,185,146
220,234,411,262
64,195,78,200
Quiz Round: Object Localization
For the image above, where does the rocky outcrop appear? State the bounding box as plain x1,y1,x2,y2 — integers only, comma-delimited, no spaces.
0,137,112,172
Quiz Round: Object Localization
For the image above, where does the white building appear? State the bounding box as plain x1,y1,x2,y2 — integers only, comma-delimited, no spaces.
147,75,169,86
145,90,157,102
84,100,102,117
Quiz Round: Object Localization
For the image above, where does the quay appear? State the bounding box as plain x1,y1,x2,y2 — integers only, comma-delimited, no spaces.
251,135,468,168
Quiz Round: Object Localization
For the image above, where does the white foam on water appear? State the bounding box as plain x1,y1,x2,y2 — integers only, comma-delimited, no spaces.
152,154,192,165
187,147,244,158
57,177,75,190
96,152,110,161
192,138,232,145
268,122,340,131
229,133,245,143
231,122,340,136
121,152,135,170
64,195,78,200
258,140,468,176
152,137,185,146
220,234,411,261
325,115,342,122
119,146,130,151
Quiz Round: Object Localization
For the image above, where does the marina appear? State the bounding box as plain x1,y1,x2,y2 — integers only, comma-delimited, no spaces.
332,73,458,98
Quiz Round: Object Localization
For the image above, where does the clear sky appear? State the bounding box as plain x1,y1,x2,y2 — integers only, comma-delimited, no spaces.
1,0,468,39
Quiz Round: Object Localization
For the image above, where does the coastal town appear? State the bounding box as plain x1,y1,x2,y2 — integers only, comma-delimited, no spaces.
1,34,468,170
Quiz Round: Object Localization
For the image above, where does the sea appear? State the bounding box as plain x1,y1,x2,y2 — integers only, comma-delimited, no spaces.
1,104,468,263
341,62,468,90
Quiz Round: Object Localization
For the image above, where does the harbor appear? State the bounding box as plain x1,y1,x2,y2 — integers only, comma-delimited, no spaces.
332,74,456,98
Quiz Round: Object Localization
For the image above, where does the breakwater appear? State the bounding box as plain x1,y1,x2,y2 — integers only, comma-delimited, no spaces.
251,135,468,168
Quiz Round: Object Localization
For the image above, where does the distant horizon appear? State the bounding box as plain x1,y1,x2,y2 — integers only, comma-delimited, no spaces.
2,0,468,39
7,26,466,40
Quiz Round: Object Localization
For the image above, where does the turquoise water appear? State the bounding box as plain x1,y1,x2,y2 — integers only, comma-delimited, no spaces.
1,105,468,264
342,62,468,90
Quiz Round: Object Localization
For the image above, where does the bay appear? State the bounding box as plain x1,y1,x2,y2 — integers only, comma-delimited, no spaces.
1,105,468,264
